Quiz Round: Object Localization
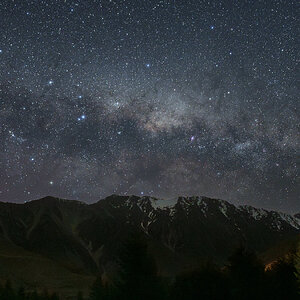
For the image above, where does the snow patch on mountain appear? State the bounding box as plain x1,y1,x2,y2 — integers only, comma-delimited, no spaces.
278,212,300,229
197,198,208,216
219,201,229,218
151,197,178,209
120,195,300,231
239,205,268,220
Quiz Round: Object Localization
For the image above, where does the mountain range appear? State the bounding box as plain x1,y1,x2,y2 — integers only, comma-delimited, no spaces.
0,195,299,299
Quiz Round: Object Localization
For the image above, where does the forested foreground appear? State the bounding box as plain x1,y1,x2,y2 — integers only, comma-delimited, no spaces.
1,236,300,300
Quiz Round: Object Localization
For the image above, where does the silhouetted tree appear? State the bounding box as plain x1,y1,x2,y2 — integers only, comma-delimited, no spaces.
16,286,25,300
266,254,300,300
116,233,166,300
1,280,16,300
77,291,84,300
90,277,103,299
49,292,59,300
171,262,229,300
226,246,266,300
295,243,300,289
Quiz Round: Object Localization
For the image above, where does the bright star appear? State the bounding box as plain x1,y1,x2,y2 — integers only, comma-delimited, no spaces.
78,115,86,121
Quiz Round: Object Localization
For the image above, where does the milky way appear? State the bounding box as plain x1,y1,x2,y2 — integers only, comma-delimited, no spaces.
0,0,299,212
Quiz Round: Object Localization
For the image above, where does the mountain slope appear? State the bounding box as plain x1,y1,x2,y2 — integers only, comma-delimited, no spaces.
0,237,94,299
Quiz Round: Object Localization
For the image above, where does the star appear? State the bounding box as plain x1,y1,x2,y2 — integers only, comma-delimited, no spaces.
77,114,86,121
0,0,297,212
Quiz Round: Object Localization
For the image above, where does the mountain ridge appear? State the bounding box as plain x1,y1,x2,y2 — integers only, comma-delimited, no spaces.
5,194,299,220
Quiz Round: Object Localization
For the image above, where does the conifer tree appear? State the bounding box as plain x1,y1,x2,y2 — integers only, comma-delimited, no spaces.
171,262,229,300
77,291,84,300
116,233,165,300
17,286,25,300
89,276,106,300
226,246,265,300
295,243,300,289
266,254,300,300
2,280,16,300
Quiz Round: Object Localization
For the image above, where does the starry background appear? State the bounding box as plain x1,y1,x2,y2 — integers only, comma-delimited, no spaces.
0,0,299,212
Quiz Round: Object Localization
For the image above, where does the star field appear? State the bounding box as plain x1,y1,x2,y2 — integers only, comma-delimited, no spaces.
0,0,299,212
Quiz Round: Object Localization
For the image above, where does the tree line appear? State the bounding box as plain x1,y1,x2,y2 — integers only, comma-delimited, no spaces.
89,235,300,300
0,280,59,300
1,235,300,299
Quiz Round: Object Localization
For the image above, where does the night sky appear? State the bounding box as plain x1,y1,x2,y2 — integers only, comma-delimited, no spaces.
0,0,299,212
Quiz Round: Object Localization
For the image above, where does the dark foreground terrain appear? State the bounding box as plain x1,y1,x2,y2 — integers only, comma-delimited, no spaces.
0,195,299,299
